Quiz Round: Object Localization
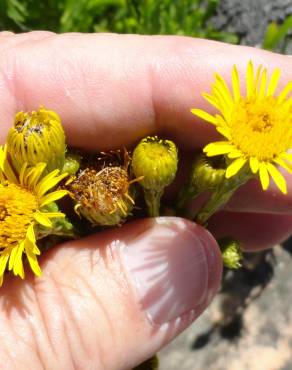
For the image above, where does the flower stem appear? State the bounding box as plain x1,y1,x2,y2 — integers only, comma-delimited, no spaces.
144,189,162,217
196,169,254,226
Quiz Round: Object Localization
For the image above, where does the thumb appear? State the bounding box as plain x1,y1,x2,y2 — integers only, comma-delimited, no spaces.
0,217,222,370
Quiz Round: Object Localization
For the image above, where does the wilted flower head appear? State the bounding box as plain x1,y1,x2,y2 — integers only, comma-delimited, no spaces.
7,107,66,174
192,61,292,194
0,146,67,285
69,151,135,226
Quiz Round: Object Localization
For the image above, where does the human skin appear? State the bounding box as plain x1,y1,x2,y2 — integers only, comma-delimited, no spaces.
0,32,291,370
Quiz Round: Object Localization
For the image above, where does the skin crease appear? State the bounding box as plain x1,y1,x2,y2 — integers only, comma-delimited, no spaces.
0,32,291,370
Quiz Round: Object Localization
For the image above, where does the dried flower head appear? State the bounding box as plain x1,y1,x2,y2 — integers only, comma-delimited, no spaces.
192,61,292,194
0,146,68,285
69,151,136,226
7,106,66,174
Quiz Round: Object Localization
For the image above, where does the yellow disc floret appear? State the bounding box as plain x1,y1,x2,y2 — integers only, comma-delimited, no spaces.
0,146,68,286
192,61,292,194
0,184,37,249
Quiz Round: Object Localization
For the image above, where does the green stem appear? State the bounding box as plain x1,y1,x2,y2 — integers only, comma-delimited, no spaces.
144,189,163,217
176,184,201,212
196,170,254,226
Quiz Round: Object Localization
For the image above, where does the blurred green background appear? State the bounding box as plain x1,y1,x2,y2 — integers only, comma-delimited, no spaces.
0,0,291,52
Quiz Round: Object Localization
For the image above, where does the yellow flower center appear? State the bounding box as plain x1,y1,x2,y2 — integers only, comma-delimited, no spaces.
230,96,292,161
0,184,38,250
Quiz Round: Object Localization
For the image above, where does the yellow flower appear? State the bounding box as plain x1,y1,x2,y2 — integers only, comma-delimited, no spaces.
0,146,68,285
192,61,292,194
7,107,66,174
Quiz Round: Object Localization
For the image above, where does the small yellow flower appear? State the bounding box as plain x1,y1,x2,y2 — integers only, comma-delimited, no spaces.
192,61,292,194
7,107,66,173
0,146,68,285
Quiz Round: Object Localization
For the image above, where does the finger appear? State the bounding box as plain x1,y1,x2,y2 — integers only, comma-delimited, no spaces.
0,217,221,370
0,33,292,214
208,211,292,251
0,33,291,150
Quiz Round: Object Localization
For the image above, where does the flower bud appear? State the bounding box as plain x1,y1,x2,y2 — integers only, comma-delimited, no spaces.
218,237,243,269
131,136,178,216
7,107,66,173
177,154,226,210
62,152,82,175
69,166,134,226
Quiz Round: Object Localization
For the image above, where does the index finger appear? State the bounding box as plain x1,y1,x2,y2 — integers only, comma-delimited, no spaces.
0,32,292,214
0,33,291,149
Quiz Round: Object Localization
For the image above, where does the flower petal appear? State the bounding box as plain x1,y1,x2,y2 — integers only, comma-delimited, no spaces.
273,158,292,174
202,93,220,110
226,157,247,178
24,239,42,277
259,163,270,190
34,211,53,228
191,109,217,125
267,68,281,96
214,73,233,106
40,190,68,207
12,243,25,278
267,163,287,194
27,163,47,188
227,150,242,159
249,157,259,174
42,212,65,219
232,65,241,102
203,142,233,156
259,68,267,98
217,126,232,140
37,172,67,197
277,80,292,105
0,250,10,280
246,61,254,98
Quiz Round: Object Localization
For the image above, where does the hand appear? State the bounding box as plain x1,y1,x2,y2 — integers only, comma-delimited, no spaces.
0,32,291,370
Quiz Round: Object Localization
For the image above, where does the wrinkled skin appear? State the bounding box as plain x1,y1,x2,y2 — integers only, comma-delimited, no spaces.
0,32,291,370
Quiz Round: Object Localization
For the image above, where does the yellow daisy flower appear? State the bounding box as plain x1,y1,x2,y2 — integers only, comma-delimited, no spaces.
0,146,68,285
191,61,292,194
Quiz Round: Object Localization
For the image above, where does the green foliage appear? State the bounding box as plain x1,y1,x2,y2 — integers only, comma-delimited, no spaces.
0,0,238,44
263,15,292,53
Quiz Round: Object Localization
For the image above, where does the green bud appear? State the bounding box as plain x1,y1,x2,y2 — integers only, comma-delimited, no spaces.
131,136,178,217
62,152,82,175
7,107,66,174
218,237,243,269
177,154,226,210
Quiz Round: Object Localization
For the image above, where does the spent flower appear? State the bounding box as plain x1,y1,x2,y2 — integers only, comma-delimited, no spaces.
69,151,137,226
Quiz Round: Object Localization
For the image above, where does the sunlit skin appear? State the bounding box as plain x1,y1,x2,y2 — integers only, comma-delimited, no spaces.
0,32,291,370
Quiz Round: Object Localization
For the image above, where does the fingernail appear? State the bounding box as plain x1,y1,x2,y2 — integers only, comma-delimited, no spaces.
123,217,221,325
